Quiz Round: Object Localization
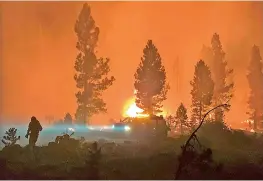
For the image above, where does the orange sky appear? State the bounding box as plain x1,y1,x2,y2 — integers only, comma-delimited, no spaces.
1,2,263,127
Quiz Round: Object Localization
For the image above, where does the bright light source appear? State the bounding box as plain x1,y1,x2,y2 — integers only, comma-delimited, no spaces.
112,125,115,129
123,91,168,118
68,128,75,132
126,103,144,117
89,127,94,130
124,126,131,131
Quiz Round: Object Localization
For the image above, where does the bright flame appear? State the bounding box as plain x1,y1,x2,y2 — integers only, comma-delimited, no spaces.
125,102,149,118
123,96,149,118
122,90,168,118
127,103,143,117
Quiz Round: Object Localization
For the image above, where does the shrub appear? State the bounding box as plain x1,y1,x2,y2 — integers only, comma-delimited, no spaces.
2,128,20,147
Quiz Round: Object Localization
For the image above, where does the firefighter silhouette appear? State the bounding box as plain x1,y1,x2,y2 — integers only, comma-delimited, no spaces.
25,116,43,146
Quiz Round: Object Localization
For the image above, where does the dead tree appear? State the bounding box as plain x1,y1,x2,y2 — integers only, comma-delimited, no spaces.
175,102,229,179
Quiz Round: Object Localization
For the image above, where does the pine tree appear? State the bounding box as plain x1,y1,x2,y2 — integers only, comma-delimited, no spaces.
190,60,214,128
64,113,73,125
1,128,20,147
210,33,234,121
74,3,115,125
175,103,188,135
134,40,169,115
166,115,177,131
247,45,263,130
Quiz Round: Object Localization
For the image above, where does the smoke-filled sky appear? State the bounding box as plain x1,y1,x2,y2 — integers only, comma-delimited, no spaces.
1,2,263,127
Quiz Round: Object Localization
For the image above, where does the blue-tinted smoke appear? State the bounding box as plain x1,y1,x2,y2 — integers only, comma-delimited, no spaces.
0,123,130,148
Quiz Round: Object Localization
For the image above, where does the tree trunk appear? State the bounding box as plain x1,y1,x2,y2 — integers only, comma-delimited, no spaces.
148,97,153,115
254,118,258,130
83,80,93,126
199,101,202,124
180,122,183,135
254,110,259,130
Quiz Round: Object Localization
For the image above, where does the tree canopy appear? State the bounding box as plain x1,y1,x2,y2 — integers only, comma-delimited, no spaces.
210,33,234,120
74,3,115,125
247,45,263,129
190,60,214,127
134,40,169,115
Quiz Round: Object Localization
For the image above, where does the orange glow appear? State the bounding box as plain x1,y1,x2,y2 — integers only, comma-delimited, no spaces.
122,90,168,118
1,2,263,128
159,110,168,118
122,97,149,118
123,89,149,118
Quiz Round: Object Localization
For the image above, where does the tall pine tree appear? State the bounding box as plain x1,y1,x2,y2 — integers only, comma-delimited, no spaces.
134,40,169,115
210,33,234,121
247,45,263,130
74,3,115,125
190,60,214,128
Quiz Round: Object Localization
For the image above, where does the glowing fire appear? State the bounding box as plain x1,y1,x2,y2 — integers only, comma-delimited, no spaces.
126,103,143,117
122,90,148,118
123,98,149,118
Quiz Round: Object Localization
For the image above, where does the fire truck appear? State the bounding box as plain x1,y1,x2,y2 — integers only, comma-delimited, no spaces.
112,115,170,139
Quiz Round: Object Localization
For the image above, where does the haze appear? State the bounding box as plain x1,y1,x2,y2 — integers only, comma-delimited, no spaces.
1,2,263,127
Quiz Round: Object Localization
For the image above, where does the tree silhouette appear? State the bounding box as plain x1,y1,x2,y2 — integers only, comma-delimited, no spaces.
74,3,115,125
247,45,263,130
1,128,20,147
210,33,234,121
134,40,169,115
176,103,188,135
166,115,177,131
64,113,73,125
175,103,229,179
190,60,214,128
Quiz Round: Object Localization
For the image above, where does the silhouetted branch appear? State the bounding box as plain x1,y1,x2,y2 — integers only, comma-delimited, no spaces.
175,101,229,179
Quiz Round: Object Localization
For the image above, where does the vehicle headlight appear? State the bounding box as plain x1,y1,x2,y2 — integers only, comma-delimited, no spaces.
124,126,131,131
68,127,75,132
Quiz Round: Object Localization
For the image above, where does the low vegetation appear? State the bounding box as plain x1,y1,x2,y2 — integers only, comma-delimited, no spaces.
1,119,263,180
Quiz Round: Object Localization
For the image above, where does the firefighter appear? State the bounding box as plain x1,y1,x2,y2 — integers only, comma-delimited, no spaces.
25,116,43,147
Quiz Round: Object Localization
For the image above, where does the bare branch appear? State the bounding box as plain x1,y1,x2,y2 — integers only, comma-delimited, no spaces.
175,102,229,179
